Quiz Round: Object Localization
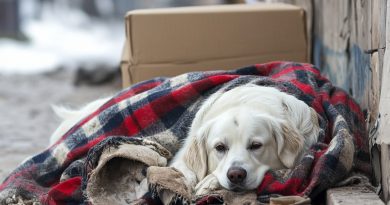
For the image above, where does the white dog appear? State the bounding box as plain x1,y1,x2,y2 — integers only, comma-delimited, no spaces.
50,84,320,199
170,85,320,195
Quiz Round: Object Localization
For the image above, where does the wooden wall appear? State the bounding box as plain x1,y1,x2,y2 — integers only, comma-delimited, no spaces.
269,0,388,202
270,0,385,129
312,0,385,130
377,1,390,203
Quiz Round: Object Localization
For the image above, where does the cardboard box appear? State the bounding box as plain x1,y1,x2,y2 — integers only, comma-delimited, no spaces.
121,3,308,87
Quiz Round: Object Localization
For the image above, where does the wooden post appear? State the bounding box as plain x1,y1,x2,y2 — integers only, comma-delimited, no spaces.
377,1,390,202
0,0,20,38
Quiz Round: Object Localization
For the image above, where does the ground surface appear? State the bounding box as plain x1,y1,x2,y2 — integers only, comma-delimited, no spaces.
0,69,120,182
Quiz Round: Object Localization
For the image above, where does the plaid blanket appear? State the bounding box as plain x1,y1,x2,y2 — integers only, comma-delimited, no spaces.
0,61,371,204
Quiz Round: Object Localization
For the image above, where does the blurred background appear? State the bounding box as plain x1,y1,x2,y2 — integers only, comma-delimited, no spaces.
0,0,240,181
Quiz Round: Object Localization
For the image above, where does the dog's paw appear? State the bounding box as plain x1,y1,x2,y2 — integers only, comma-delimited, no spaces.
195,174,221,196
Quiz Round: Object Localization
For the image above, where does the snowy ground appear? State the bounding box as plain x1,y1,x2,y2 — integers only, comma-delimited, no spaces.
0,3,124,74
0,70,121,182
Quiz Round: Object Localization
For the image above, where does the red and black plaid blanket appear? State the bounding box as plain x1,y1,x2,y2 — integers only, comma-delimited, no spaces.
0,61,371,204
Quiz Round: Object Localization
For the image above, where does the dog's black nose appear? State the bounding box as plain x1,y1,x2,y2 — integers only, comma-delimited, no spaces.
227,166,247,184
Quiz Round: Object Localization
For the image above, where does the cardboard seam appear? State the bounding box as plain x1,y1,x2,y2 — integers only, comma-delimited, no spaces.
299,8,310,62
132,51,307,66
127,15,135,66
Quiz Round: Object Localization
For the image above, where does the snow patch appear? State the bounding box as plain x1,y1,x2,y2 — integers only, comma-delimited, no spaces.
0,3,124,74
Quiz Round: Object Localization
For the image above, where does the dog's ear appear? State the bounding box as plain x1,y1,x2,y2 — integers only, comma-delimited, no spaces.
183,126,210,181
273,120,304,168
281,97,319,143
181,91,225,181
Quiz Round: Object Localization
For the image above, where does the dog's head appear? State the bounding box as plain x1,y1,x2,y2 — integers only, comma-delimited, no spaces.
189,107,305,191
183,85,319,191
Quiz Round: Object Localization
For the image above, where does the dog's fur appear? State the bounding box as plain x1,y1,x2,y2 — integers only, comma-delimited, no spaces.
50,85,319,196
170,85,319,194
50,97,110,145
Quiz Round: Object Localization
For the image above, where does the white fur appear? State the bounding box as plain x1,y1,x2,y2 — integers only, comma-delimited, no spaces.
170,85,320,194
49,97,110,145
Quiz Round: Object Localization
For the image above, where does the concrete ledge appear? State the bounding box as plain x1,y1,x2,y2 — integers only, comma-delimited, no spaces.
327,186,384,205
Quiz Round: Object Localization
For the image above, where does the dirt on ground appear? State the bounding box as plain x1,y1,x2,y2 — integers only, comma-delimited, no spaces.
0,69,121,182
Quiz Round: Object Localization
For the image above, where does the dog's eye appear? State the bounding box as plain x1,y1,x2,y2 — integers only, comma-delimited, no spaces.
249,142,262,150
215,143,227,152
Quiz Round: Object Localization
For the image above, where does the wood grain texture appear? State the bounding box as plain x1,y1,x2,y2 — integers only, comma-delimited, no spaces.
327,186,384,205
380,144,390,202
269,0,387,203
377,0,390,202
271,0,382,127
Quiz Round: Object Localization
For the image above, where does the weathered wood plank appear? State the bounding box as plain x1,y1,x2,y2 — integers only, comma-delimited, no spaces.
312,0,377,126
312,0,351,95
377,1,390,202
368,0,386,195
270,0,384,127
327,186,384,205
380,144,390,202
377,0,390,145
